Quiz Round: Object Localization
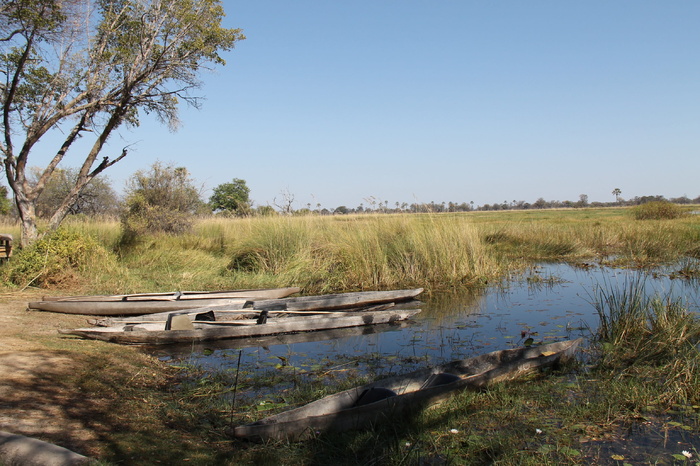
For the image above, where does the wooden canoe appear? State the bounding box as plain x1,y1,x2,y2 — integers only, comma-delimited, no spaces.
27,298,249,316
89,296,414,326
87,288,424,323
147,320,414,356
234,338,583,441
58,308,422,345
27,287,302,316
251,288,423,312
39,287,301,302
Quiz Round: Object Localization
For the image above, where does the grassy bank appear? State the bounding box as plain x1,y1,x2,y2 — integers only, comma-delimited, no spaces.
2,206,698,294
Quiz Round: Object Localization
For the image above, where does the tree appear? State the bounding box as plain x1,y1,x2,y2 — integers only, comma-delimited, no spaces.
33,167,119,218
612,188,622,203
209,178,250,215
121,162,204,237
273,188,295,215
577,194,589,208
0,185,10,215
0,0,244,246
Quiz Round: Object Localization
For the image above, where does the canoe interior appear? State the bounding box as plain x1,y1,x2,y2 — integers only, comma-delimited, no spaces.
89,302,401,327
234,339,582,441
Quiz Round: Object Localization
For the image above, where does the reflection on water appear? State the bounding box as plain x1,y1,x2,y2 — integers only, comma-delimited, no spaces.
150,262,699,375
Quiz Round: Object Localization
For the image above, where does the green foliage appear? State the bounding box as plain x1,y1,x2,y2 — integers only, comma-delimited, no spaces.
0,185,11,215
633,201,684,220
120,162,204,240
33,167,119,218
209,178,250,214
1,228,115,288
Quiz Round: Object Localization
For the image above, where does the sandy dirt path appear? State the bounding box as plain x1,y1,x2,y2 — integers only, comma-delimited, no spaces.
0,292,135,458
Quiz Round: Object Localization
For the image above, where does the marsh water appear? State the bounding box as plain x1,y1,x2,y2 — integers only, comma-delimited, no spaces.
151,262,699,377
149,262,700,461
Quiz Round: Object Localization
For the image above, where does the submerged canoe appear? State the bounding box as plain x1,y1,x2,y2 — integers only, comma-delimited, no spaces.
58,308,421,345
28,287,302,316
234,338,582,441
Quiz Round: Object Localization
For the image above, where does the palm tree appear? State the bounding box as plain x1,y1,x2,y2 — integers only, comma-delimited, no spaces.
612,188,622,204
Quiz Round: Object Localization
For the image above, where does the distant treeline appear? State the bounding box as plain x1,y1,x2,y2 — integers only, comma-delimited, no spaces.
312,194,700,216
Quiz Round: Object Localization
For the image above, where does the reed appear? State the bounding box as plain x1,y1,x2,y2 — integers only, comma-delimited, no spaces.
1,206,698,294
477,208,699,265
591,278,700,406
220,214,501,293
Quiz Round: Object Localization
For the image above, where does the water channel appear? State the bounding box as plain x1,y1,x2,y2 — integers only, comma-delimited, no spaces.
147,262,700,461
151,262,699,380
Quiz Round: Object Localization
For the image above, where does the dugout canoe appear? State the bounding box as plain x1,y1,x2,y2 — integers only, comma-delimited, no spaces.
27,287,302,316
147,319,414,356
251,288,423,312
39,287,301,302
88,288,424,324
234,338,583,441
58,308,421,345
88,302,400,327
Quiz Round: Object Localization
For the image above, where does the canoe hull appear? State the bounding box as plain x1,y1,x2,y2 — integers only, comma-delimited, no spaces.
234,338,582,441
59,309,422,345
40,287,301,302
252,288,423,312
28,298,248,316
28,287,302,316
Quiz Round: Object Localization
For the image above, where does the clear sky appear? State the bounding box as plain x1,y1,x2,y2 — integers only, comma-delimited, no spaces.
79,1,700,209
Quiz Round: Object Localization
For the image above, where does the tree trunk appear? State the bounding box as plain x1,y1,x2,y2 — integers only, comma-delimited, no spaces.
15,194,38,247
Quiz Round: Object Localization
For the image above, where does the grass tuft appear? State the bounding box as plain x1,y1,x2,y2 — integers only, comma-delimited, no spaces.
591,279,700,406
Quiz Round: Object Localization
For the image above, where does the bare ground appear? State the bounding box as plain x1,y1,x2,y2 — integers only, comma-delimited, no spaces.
0,291,168,459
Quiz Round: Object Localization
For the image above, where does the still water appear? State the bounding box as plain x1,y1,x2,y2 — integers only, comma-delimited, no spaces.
150,262,699,377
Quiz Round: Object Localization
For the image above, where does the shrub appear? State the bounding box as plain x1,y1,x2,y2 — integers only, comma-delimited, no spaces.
120,162,204,241
633,201,684,220
1,228,115,288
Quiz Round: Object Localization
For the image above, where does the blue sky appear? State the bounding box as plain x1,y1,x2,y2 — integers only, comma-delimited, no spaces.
78,2,700,209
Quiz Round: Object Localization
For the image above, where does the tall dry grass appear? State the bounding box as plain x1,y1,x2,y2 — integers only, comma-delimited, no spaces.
206,214,501,292
591,278,700,406
1,207,698,294
478,207,700,265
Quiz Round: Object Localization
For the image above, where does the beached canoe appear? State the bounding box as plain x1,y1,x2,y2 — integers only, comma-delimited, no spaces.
87,288,424,323
88,302,400,327
234,338,582,441
40,287,302,302
27,287,302,316
251,288,423,312
58,308,422,345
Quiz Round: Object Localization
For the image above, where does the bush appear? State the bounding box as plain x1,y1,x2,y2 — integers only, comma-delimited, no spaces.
633,201,684,220
120,162,204,241
1,229,115,288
